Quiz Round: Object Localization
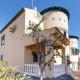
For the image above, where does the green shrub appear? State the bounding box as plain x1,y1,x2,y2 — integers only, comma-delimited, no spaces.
0,61,28,80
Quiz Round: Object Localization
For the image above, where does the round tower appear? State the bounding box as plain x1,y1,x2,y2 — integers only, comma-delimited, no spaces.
69,35,79,71
41,6,70,37
41,6,70,55
40,7,70,78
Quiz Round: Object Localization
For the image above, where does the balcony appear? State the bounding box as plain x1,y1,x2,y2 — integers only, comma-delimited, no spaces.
24,64,74,78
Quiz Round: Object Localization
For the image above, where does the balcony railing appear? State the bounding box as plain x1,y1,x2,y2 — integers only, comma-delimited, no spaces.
24,64,74,78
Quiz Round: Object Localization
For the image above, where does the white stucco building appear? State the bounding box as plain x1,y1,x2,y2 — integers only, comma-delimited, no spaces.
69,35,79,71
0,6,76,79
40,7,69,65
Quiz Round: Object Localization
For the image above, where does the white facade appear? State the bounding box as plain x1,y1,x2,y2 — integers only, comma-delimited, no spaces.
69,36,79,71
41,8,69,65
24,8,44,34
0,7,76,78
69,38,78,48
0,8,44,70
43,11,68,30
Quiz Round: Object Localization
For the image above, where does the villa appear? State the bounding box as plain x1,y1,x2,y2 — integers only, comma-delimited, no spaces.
0,6,79,80
69,35,79,71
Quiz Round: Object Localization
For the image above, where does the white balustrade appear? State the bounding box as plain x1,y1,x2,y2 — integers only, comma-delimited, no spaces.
24,64,41,77
24,64,74,78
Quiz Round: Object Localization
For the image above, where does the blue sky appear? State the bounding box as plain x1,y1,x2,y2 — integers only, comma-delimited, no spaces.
0,0,80,46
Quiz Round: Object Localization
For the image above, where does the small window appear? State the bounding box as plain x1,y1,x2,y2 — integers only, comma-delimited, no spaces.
52,17,55,20
71,48,74,54
59,17,61,21
71,48,79,55
1,34,5,46
0,55,3,61
75,49,79,55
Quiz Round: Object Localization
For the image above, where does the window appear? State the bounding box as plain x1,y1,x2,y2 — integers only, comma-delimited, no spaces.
1,34,5,46
59,17,61,21
32,51,41,62
32,52,38,62
75,49,79,55
0,55,3,61
71,48,79,55
52,17,55,20
71,48,74,54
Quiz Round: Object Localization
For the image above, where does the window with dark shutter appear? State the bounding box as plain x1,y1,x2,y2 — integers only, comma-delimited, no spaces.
71,48,79,55
0,55,3,61
75,49,79,55
1,34,5,46
71,48,74,55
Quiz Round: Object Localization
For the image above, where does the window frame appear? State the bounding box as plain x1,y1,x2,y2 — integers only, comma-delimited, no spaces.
1,34,5,46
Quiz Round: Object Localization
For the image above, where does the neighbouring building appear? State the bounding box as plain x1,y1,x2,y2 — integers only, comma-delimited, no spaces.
0,6,76,79
69,35,79,71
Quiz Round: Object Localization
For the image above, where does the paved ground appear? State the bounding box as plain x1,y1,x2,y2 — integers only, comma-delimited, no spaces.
74,71,80,80
29,74,74,80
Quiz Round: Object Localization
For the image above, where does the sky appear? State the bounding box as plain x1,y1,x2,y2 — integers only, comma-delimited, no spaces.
0,0,80,46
